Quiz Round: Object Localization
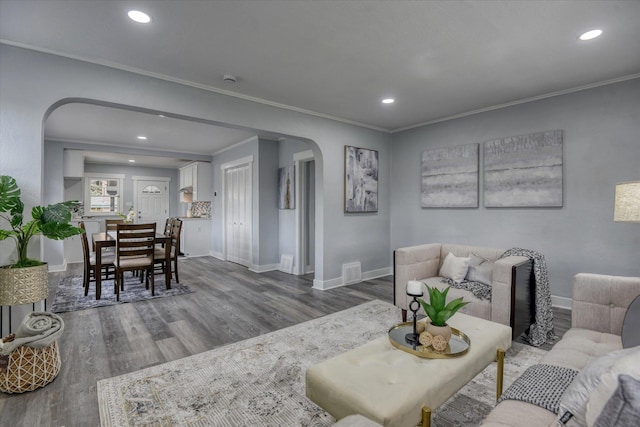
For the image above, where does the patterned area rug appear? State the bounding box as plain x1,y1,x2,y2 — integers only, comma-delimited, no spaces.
50,275,194,313
97,300,547,426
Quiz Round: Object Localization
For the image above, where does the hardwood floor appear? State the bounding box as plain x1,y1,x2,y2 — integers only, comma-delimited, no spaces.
0,257,569,426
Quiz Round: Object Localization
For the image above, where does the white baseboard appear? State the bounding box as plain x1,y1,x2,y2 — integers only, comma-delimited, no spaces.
312,276,344,290
552,295,572,310
48,261,67,273
362,267,392,281
312,266,393,291
210,251,224,260
249,263,280,273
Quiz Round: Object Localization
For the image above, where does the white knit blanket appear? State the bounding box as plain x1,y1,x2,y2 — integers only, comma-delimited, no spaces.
0,312,64,355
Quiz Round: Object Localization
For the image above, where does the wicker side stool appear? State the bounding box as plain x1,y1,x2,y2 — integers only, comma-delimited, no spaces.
0,340,61,394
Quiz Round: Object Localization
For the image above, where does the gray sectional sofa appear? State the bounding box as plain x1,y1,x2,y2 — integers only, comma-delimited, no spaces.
482,273,640,426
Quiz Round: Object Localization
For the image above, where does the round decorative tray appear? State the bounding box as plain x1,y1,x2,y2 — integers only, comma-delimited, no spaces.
388,322,470,359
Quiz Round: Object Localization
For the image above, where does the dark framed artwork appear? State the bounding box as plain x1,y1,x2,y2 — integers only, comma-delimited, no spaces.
344,146,378,213
484,130,563,207
421,143,479,208
278,166,295,209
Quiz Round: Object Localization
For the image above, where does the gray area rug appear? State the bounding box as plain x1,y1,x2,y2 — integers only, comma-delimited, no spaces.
50,275,194,313
97,300,546,426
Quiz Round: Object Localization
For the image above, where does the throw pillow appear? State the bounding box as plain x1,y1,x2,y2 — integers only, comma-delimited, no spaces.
592,374,640,427
466,254,494,285
585,346,640,426
557,346,640,427
438,252,470,284
621,295,640,349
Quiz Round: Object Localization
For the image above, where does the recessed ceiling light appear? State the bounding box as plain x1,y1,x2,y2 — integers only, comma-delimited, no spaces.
158,114,165,118
137,136,147,140
579,29,603,41
128,159,136,163
382,98,395,104
128,10,151,24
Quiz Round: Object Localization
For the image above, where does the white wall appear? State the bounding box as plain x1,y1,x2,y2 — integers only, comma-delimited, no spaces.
0,45,392,286
390,78,640,299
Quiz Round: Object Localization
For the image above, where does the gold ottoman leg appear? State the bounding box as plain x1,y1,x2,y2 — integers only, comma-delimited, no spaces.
496,347,505,401
422,406,431,427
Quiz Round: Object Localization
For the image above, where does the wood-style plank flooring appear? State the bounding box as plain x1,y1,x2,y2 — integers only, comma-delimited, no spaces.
0,257,569,426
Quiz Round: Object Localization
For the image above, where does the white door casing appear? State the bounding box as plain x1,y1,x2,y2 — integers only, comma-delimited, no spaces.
293,150,315,276
134,177,170,231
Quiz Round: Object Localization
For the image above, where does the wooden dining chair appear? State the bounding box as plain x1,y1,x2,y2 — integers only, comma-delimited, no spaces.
154,218,183,283
79,221,114,298
114,223,156,301
105,218,126,232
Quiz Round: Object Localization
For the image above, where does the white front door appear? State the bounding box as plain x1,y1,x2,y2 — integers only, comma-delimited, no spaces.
134,178,169,231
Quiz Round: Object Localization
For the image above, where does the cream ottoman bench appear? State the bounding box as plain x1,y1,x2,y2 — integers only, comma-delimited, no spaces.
306,313,512,427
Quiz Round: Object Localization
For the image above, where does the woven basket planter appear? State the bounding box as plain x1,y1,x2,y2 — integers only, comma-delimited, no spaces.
0,263,49,306
0,341,61,394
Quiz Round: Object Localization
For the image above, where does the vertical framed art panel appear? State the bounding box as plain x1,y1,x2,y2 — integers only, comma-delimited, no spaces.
278,166,295,209
483,130,563,207
344,146,378,213
421,143,479,208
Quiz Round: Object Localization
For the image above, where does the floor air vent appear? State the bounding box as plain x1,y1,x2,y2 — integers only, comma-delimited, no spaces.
342,262,362,285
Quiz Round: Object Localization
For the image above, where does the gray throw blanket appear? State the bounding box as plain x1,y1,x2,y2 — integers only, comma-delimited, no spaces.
500,248,555,347
499,364,578,413
0,312,64,356
440,277,492,301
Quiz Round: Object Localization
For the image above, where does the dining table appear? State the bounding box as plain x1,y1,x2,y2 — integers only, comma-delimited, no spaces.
92,231,172,300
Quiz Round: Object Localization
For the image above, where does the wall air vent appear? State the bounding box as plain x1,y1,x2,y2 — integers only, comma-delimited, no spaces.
342,262,362,285
279,254,294,274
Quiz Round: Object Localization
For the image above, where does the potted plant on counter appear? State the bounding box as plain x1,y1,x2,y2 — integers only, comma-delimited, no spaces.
0,175,82,306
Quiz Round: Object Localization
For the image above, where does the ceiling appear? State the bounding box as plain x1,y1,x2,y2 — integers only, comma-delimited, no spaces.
2,0,639,166
45,103,257,168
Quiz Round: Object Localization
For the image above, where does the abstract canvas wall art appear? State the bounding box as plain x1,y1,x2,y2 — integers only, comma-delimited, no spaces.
345,146,378,213
421,143,479,208
278,166,295,209
483,130,563,207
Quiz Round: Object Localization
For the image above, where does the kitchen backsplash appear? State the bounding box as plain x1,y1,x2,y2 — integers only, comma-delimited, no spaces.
191,201,211,218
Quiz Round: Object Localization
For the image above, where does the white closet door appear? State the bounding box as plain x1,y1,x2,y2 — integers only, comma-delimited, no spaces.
225,164,252,267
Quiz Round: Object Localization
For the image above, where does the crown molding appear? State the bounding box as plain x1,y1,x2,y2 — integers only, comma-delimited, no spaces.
391,73,640,133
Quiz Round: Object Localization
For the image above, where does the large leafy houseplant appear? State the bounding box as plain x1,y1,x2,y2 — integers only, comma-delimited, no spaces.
418,285,469,327
0,175,82,268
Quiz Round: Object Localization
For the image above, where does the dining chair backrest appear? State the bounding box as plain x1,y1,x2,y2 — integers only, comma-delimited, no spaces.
163,218,173,237
169,218,183,255
105,219,126,232
78,221,91,265
115,223,157,263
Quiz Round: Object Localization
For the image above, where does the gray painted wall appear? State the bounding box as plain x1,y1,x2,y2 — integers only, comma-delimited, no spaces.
0,45,391,284
258,138,280,266
390,79,640,299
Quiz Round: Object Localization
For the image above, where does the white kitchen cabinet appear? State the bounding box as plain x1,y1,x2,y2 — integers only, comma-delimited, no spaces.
180,218,211,257
179,162,211,202
65,220,99,263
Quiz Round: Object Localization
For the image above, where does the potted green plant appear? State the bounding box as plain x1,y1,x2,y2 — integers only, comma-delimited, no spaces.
418,285,468,345
0,175,82,305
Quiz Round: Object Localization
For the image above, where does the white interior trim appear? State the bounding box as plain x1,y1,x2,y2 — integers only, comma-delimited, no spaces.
221,154,254,171
294,150,314,275
132,176,171,182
